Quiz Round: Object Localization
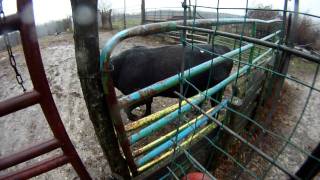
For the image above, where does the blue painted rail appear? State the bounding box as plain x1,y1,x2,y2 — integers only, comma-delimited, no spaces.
136,99,228,166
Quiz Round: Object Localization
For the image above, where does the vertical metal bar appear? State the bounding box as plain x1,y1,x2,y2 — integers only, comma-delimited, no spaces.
123,0,126,29
141,0,145,24
245,22,257,95
170,0,188,172
181,0,187,94
103,70,138,174
248,22,256,72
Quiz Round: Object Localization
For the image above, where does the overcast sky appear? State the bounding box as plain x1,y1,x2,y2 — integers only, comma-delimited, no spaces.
2,0,320,24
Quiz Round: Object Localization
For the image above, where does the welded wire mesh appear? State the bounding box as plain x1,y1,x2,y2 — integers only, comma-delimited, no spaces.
145,0,320,179
102,0,320,179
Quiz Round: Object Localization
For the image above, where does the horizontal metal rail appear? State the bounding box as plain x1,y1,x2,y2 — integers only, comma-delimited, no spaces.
187,40,320,94
176,25,320,64
0,90,40,117
140,6,320,19
132,104,211,156
128,31,279,144
138,122,217,172
136,100,227,167
0,139,60,170
168,35,207,44
125,101,188,132
187,5,320,19
0,155,69,180
0,14,20,35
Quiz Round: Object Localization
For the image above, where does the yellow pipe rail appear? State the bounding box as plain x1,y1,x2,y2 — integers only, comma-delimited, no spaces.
125,100,189,131
133,107,215,157
137,123,218,172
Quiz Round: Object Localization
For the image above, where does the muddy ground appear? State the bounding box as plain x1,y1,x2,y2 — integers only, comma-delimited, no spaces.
0,32,319,179
0,31,169,179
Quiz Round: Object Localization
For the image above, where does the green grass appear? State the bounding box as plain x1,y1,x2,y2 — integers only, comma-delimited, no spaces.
112,18,141,30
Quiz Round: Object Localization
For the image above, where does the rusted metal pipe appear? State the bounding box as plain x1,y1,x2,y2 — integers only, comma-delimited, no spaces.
137,123,217,172
136,100,228,167
125,100,188,132
0,14,20,35
0,138,60,170
0,155,69,179
0,90,40,117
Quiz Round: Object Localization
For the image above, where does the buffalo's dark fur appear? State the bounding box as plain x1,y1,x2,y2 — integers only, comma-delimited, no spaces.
111,44,233,120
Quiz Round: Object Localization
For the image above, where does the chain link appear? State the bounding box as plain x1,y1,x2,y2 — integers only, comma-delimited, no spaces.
0,0,26,92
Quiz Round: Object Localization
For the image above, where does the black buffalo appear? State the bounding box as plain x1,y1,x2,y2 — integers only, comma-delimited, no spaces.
110,44,233,120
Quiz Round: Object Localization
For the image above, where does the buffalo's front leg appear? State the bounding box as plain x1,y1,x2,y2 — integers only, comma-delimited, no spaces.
125,104,139,121
144,98,153,117
125,98,153,121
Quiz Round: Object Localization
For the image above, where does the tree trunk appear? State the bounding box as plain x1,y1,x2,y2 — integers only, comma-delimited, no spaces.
101,9,113,30
107,9,113,30
70,0,130,178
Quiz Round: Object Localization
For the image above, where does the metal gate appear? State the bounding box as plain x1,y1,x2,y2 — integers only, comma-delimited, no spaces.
99,2,320,179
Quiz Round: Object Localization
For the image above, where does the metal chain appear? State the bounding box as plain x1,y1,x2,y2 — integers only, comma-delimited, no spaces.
0,1,26,92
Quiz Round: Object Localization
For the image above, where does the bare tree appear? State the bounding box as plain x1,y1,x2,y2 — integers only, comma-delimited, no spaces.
247,4,281,38
292,16,320,50
99,0,113,30
62,16,73,32
248,4,279,20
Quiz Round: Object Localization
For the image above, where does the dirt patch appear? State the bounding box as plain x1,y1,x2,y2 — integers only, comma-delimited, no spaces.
0,32,169,179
